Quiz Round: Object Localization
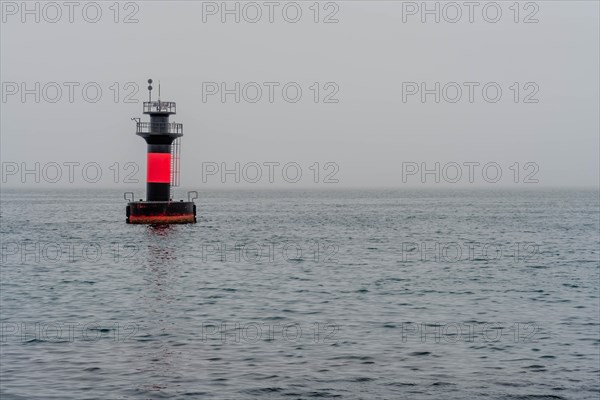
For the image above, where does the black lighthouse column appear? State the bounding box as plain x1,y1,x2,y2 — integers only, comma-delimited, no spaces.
146,142,173,201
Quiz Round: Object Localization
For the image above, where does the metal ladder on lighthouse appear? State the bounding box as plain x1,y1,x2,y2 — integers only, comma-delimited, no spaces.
170,138,181,200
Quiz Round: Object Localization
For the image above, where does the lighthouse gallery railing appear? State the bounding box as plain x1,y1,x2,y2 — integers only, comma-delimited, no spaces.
136,122,183,135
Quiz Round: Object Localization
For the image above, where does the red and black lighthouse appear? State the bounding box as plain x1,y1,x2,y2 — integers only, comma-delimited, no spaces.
126,79,196,224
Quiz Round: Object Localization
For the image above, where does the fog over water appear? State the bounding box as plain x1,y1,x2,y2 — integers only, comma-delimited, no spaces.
1,1,598,188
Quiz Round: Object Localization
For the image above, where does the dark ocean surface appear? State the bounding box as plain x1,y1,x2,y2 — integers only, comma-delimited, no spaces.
1,188,599,399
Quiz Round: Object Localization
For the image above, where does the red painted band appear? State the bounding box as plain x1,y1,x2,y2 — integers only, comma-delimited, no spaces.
147,153,171,183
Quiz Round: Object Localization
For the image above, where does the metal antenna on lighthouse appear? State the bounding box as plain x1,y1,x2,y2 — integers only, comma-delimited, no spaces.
147,78,153,102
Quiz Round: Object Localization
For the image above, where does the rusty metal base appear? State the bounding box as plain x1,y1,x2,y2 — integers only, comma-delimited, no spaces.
126,201,196,224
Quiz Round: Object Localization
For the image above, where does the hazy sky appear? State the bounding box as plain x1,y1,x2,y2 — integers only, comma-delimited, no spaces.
1,1,598,189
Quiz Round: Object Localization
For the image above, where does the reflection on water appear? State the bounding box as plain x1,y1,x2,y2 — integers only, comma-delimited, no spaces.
137,224,181,395
147,224,176,237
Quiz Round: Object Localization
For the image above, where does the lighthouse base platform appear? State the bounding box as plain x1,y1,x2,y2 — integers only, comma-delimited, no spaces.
126,201,196,224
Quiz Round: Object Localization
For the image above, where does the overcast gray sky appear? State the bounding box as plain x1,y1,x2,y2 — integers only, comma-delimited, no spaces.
1,1,598,188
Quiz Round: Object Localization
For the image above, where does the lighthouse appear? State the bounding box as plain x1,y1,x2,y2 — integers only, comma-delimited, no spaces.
126,79,196,224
